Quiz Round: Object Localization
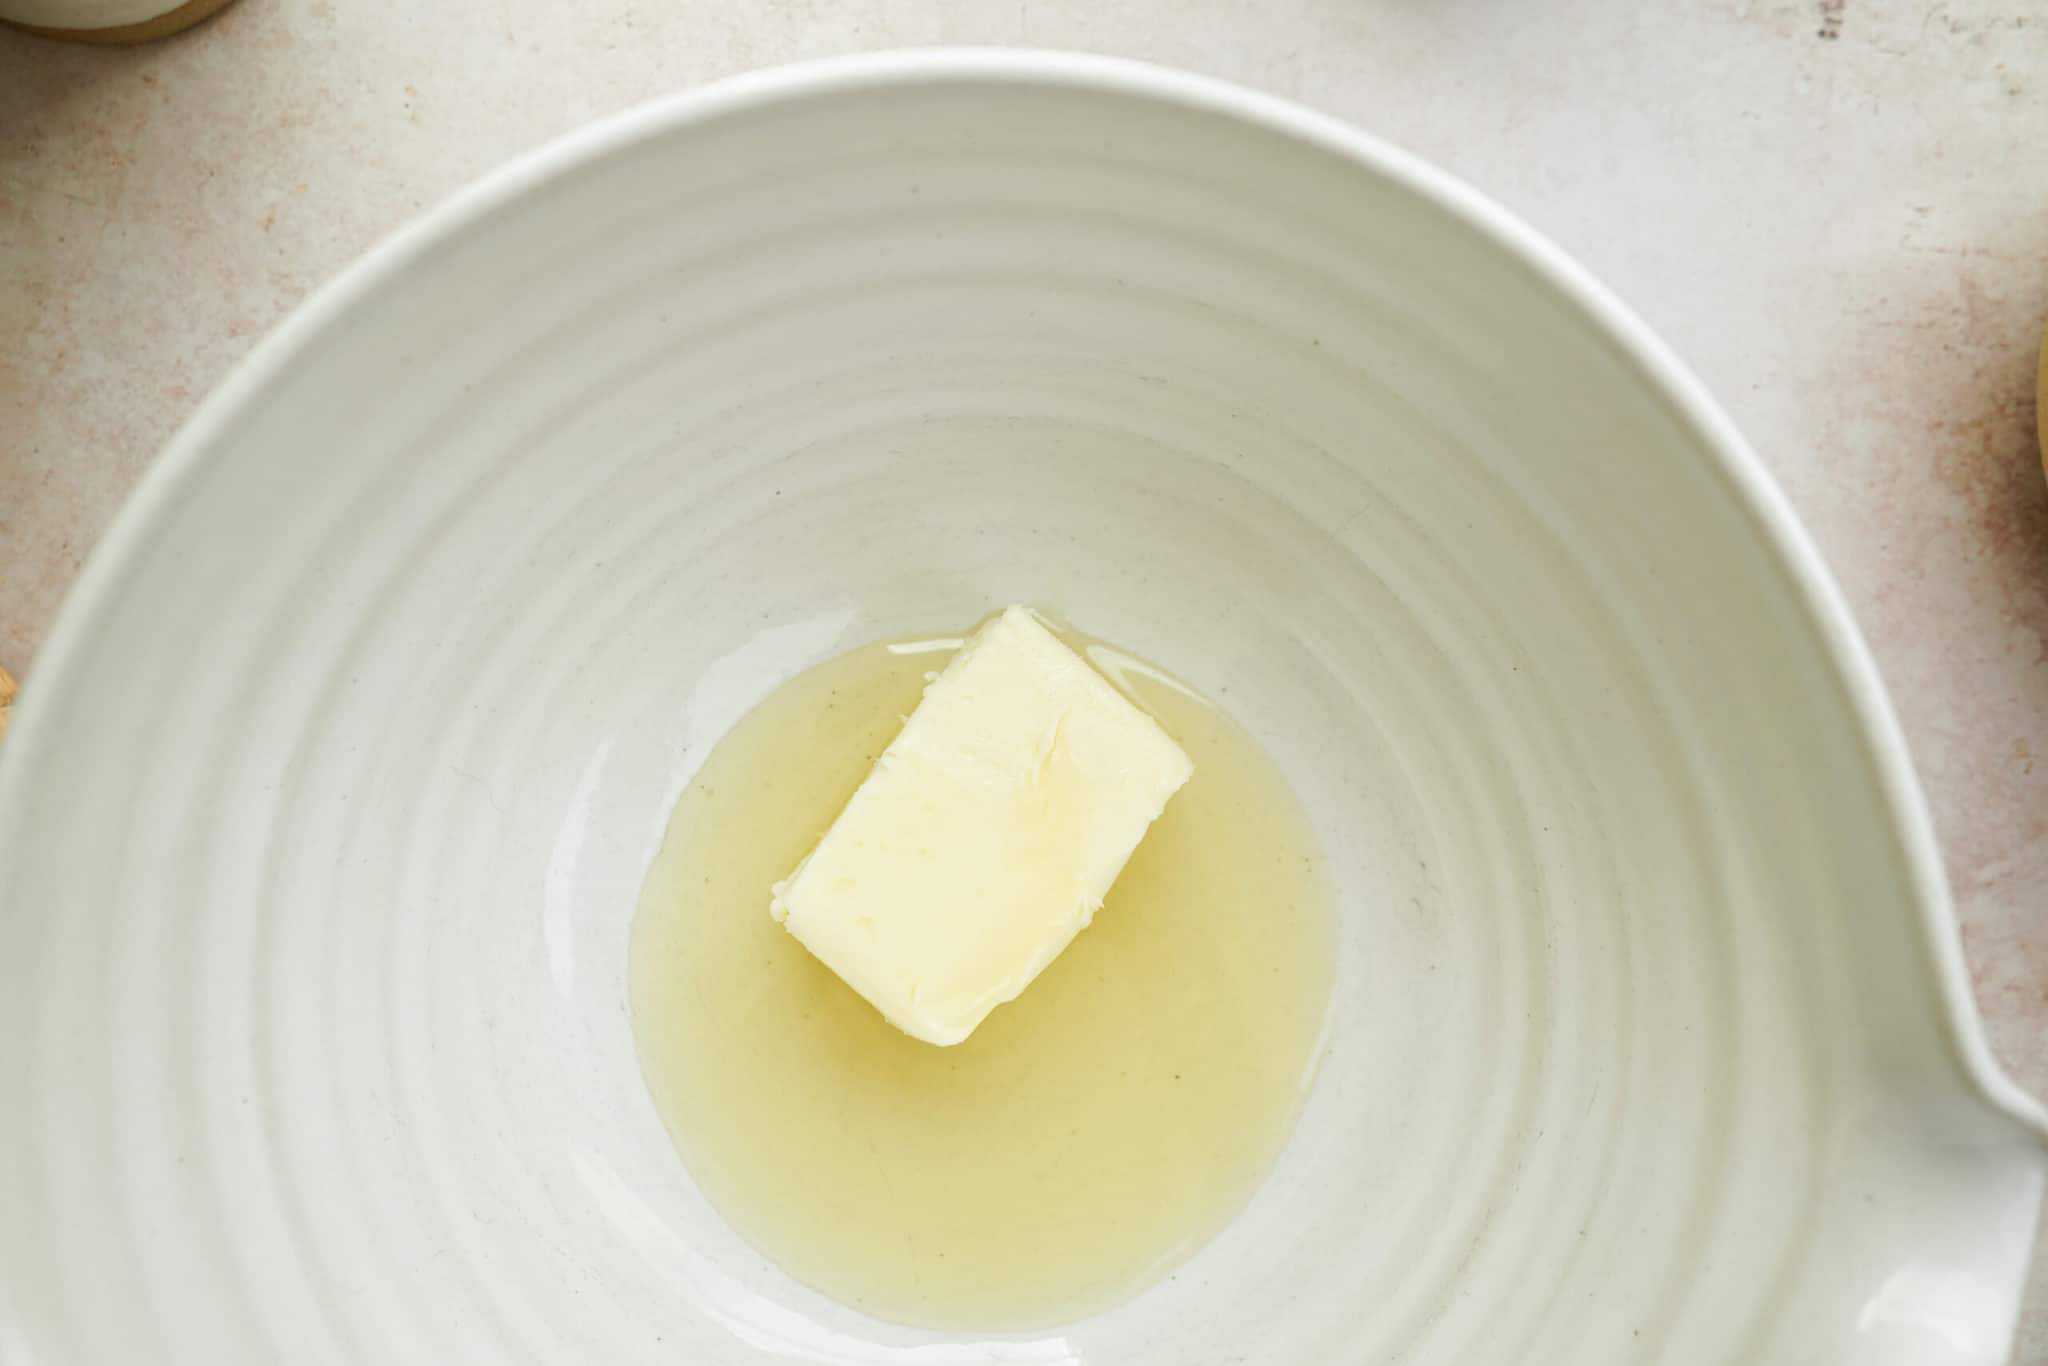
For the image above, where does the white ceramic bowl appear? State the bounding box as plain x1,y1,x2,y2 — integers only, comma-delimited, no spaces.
2,51,2042,1366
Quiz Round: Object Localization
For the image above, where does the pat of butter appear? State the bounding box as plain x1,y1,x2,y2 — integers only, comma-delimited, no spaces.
770,607,1194,1046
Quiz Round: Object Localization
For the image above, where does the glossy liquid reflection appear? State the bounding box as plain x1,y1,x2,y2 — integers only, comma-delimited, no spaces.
631,629,1335,1330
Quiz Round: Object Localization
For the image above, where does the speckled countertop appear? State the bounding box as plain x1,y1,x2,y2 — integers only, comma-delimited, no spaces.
2,0,2044,1355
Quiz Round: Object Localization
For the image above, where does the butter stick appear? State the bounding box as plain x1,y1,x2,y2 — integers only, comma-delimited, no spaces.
771,607,1193,1045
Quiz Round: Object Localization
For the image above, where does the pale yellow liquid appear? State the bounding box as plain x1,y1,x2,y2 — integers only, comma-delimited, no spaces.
630,627,1335,1331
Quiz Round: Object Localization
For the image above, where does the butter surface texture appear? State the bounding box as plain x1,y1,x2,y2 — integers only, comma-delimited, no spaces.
770,607,1194,1045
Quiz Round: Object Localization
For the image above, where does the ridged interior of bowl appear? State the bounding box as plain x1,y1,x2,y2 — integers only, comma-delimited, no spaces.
1,60,2041,1366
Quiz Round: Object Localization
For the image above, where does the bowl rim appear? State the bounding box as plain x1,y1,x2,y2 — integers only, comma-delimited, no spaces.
3,47,2042,1145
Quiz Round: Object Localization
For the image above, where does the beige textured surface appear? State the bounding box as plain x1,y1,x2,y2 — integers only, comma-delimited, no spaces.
1,0,2043,1354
